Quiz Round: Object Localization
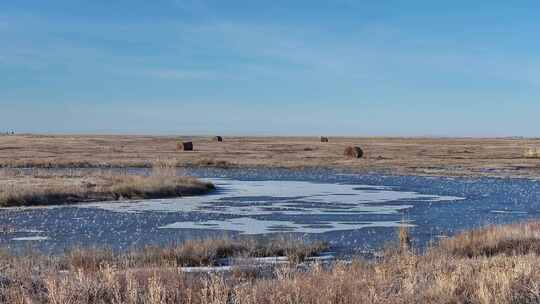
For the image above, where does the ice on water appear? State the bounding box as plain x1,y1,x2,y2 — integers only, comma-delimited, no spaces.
12,236,49,241
83,178,462,215
159,217,415,235
82,178,463,234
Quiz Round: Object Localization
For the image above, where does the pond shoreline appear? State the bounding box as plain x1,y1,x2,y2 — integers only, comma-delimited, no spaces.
1,163,538,180
0,170,215,207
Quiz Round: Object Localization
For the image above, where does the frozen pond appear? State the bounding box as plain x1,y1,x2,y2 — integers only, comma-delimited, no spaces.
83,178,461,235
1,168,539,254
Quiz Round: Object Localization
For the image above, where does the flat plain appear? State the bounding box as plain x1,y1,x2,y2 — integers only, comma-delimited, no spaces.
1,134,539,178
2,135,540,303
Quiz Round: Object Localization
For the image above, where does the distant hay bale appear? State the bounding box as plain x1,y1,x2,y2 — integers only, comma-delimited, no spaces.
524,148,540,158
344,146,364,159
320,136,329,143
176,141,193,151
213,136,223,142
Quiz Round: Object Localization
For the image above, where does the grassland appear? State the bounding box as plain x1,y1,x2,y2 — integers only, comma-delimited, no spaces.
2,134,540,303
1,222,540,303
0,167,214,207
1,135,540,178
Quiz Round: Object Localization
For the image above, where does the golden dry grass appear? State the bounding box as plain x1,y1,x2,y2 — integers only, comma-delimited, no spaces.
437,221,540,258
61,239,328,271
1,135,540,178
2,222,540,303
0,165,214,207
524,148,540,159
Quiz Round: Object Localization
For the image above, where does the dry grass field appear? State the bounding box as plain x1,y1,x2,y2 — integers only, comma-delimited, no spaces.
1,135,540,178
2,134,540,303
2,222,540,303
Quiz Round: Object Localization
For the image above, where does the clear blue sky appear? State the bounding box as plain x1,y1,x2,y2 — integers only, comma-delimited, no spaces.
1,1,539,136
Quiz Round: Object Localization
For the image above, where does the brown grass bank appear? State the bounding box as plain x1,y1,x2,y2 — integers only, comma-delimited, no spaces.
0,167,214,207
2,222,540,303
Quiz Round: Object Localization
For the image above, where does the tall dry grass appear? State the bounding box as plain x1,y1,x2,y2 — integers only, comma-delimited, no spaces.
2,222,540,303
0,239,328,303
0,162,214,207
60,239,328,271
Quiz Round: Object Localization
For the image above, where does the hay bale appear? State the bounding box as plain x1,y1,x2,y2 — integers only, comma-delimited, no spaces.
177,141,193,151
320,136,329,143
344,146,364,159
524,148,540,158
213,136,223,142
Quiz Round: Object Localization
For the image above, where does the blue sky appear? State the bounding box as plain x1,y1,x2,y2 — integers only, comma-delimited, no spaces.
1,1,539,136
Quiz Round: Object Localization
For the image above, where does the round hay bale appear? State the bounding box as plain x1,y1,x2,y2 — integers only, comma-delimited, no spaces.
344,146,363,159
213,136,223,142
177,141,193,151
320,136,329,143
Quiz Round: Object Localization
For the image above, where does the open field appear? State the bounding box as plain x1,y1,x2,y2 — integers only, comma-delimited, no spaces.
1,135,540,178
2,222,540,303
0,168,214,207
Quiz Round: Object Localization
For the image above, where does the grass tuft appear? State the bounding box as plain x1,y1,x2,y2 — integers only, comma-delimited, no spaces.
524,148,540,158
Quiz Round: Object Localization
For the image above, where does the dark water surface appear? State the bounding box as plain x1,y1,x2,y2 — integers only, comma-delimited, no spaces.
1,168,539,255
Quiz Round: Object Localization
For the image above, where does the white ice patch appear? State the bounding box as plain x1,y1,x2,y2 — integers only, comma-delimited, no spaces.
159,217,415,235
12,236,49,241
491,210,528,215
181,266,233,273
80,178,463,216
181,254,337,272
